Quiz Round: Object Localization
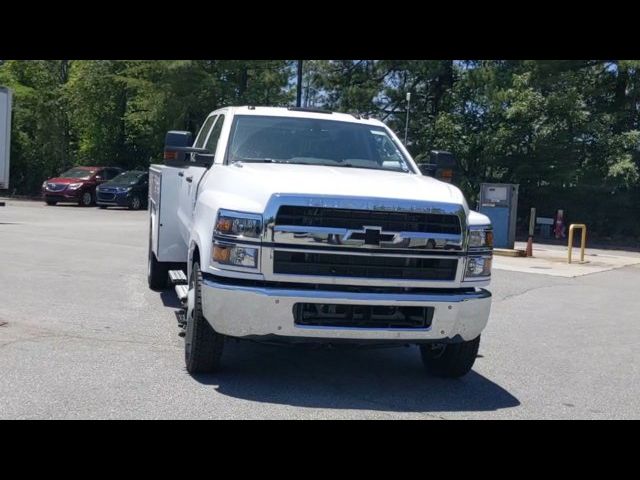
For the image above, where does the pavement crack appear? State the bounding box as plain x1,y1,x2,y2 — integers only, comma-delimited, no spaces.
494,283,575,303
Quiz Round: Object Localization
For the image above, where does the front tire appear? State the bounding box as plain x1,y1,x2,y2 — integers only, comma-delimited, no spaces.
80,191,93,207
129,195,142,210
420,336,480,378
45,200,57,206
185,261,224,374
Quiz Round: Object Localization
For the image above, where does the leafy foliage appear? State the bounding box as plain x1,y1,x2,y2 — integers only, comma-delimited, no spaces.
1,60,639,237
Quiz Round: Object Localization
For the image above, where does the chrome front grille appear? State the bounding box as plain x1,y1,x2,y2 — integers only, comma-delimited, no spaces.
46,183,66,192
262,195,467,287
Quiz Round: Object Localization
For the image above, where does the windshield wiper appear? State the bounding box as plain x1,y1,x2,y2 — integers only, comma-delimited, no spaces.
234,157,287,163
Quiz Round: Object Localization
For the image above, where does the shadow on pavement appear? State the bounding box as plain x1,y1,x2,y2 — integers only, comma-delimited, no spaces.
159,290,182,309
191,341,520,414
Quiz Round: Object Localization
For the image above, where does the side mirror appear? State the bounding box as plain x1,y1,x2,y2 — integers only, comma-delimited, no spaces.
419,150,457,183
164,130,192,166
163,130,214,167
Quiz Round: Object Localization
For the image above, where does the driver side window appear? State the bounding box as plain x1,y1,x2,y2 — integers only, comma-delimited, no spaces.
204,115,225,158
193,116,216,149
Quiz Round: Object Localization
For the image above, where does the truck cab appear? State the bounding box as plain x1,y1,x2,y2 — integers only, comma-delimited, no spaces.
149,106,493,377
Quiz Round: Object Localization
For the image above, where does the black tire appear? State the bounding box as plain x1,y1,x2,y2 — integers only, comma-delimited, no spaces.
129,195,142,210
147,230,169,290
420,336,480,378
45,200,57,206
99,205,107,209
79,190,93,207
185,261,224,374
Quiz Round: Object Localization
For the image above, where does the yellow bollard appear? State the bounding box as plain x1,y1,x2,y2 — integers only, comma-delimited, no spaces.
568,224,587,263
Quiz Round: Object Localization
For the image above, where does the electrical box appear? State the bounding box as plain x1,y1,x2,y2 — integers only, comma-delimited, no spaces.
478,183,519,249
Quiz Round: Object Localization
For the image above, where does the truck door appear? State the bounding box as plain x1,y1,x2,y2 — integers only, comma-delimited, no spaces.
177,114,225,245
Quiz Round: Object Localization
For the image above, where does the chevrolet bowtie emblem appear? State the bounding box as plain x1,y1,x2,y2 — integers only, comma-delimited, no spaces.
344,226,393,246
363,227,381,246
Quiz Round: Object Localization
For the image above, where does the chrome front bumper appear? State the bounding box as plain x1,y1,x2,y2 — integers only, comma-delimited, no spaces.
201,278,492,342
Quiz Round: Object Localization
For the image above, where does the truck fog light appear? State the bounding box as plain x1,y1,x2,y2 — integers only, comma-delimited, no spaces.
212,245,258,268
465,255,492,279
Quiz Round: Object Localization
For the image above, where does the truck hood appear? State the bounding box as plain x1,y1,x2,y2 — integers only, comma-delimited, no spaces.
208,163,467,212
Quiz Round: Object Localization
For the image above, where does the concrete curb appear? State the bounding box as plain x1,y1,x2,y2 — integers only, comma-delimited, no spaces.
494,248,526,257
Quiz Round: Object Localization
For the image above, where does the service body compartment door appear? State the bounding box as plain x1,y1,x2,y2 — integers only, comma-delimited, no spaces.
149,165,187,263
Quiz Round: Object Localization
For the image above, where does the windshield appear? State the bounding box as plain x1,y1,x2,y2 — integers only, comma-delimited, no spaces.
227,115,413,173
110,171,144,185
60,168,95,179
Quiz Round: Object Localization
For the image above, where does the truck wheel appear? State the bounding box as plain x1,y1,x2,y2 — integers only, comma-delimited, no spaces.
45,200,57,206
185,261,224,374
147,237,169,290
419,336,480,378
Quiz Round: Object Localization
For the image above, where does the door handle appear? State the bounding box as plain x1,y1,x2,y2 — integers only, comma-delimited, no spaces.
185,176,193,183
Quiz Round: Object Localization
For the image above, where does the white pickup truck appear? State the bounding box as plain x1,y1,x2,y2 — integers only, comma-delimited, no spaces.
148,106,493,377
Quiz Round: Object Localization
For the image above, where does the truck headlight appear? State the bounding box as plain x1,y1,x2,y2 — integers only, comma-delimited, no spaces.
215,209,262,238
212,244,258,268
468,227,493,250
464,255,492,279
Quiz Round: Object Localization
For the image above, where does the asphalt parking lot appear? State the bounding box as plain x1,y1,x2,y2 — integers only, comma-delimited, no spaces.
1,199,639,419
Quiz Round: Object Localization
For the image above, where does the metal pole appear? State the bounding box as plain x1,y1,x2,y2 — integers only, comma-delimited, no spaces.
296,60,303,108
404,92,411,145
526,207,535,256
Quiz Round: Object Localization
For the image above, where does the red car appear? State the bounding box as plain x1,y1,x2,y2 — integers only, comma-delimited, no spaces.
41,166,123,206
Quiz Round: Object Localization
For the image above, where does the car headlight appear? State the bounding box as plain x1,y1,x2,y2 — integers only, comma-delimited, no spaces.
212,244,259,268
215,209,262,238
464,255,492,279
468,227,493,250
42,181,47,189
67,183,82,190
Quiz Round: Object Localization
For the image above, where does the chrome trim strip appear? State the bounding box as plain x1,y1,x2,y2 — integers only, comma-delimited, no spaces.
202,278,491,303
272,226,462,251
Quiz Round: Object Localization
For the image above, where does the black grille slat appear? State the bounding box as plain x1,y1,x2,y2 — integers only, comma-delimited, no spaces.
275,206,461,234
294,303,434,329
274,251,457,281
